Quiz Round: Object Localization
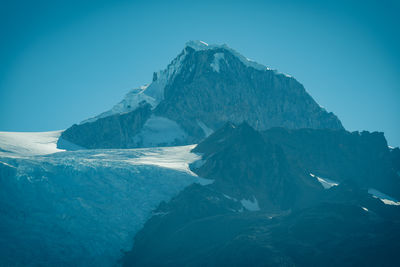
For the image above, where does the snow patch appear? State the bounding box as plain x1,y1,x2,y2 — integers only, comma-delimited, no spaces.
186,40,275,73
0,131,65,158
368,188,400,206
210,52,225,72
126,145,199,176
361,207,369,212
241,196,260,211
310,173,339,189
132,115,187,147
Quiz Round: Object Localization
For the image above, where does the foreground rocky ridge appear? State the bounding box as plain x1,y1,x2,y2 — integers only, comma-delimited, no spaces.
59,41,343,149
122,123,400,266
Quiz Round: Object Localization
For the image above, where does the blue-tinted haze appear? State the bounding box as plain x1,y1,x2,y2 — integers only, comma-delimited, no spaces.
0,0,399,146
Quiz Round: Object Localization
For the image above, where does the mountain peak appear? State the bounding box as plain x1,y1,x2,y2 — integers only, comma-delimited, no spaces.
184,40,269,71
60,41,344,149
185,40,211,50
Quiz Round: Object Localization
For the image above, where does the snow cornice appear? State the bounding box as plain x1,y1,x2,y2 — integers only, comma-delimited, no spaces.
185,40,271,72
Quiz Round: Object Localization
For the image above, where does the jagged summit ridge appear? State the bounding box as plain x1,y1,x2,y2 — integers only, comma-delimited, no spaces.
82,40,290,124
185,40,273,72
60,40,344,149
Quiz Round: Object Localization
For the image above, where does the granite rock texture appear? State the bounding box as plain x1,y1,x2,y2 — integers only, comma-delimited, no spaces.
59,42,343,149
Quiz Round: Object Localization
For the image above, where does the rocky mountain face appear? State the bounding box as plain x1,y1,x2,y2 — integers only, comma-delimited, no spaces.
191,123,322,211
122,123,400,266
60,102,152,149
58,41,343,149
2,40,399,267
260,128,400,199
154,46,342,142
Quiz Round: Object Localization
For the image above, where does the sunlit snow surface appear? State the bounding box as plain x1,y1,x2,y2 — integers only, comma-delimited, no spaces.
368,188,400,206
80,85,156,124
131,115,188,147
0,134,209,266
0,131,65,157
310,173,339,189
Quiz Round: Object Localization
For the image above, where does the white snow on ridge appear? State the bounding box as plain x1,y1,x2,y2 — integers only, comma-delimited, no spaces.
81,85,156,124
310,173,339,189
144,48,187,102
0,131,64,158
185,40,267,71
186,40,279,73
81,46,189,124
368,188,400,206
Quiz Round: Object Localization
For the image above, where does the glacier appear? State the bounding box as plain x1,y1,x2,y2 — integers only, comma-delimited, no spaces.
0,132,208,266
0,130,65,157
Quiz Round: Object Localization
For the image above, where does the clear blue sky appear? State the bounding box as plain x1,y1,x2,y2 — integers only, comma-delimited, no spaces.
0,0,399,146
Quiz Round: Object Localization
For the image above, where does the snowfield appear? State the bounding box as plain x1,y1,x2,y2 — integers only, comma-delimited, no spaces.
0,132,209,266
0,131,65,157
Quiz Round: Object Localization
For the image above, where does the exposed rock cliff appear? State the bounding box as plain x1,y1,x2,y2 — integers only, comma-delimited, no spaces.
122,123,400,267
59,41,343,149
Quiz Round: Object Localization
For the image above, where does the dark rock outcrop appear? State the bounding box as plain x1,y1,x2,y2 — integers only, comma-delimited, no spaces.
260,128,400,199
192,122,322,210
122,123,400,266
155,46,343,142
58,102,152,149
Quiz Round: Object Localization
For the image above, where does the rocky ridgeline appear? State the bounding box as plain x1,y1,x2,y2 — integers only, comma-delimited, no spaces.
58,41,343,149
122,123,400,266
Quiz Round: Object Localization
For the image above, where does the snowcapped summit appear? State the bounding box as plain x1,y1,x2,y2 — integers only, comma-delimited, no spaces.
185,40,269,71
185,40,210,50
81,41,281,124
60,41,343,150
